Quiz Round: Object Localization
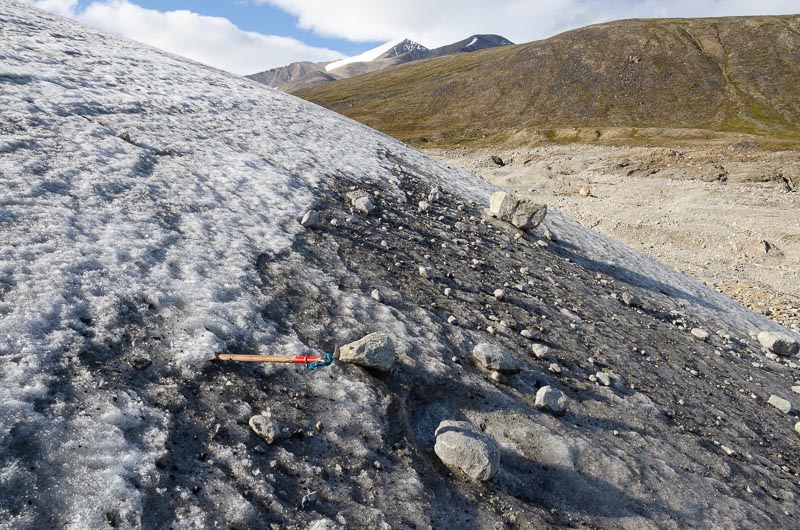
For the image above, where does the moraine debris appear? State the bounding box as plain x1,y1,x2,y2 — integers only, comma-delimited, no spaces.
336,332,396,372
300,210,321,228
488,191,547,230
535,386,569,415
767,395,792,414
249,415,280,444
472,343,521,374
757,331,799,357
434,420,500,481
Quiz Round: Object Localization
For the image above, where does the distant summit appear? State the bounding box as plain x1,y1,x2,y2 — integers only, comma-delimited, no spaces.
379,38,429,59
248,35,513,93
427,34,514,58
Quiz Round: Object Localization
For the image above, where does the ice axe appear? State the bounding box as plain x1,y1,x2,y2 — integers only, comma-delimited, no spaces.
215,350,335,371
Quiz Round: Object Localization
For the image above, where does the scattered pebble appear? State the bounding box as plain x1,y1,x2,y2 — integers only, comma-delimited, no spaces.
353,196,375,215
300,210,320,228
596,372,611,386
489,371,508,384
371,289,382,302
535,386,569,415
447,315,458,325
767,395,792,414
531,343,550,359
493,289,506,301
621,292,642,308
472,343,521,374
128,352,152,370
301,491,319,509
691,328,710,341
249,415,280,445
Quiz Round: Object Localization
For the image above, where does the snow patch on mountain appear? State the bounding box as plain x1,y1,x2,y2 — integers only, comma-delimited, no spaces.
325,38,425,72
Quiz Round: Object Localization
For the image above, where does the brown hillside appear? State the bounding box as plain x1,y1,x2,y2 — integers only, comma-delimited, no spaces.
298,16,800,147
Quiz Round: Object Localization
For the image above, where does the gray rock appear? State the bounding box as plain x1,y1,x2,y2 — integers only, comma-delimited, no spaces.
531,343,550,359
371,289,382,302
489,191,547,230
307,519,341,530
596,372,611,386
337,332,396,372
128,352,152,370
434,420,500,481
301,490,319,509
489,371,508,384
249,415,280,444
418,200,430,212
300,210,320,228
768,395,792,414
691,328,710,341
491,155,505,167
757,332,799,357
535,386,569,415
493,289,506,301
418,266,435,280
621,292,641,307
795,422,800,437
428,186,442,202
472,343,521,374
353,196,375,215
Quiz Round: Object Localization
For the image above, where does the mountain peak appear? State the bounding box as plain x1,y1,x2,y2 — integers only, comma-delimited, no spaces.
325,38,426,72
378,38,429,59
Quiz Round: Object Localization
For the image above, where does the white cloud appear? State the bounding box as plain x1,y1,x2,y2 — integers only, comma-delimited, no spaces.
24,0,343,75
27,0,77,16
259,0,800,47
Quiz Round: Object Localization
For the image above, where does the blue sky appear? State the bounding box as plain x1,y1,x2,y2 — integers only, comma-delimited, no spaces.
26,0,800,75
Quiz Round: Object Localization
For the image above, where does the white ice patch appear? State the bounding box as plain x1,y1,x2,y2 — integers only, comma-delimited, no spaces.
325,38,405,72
